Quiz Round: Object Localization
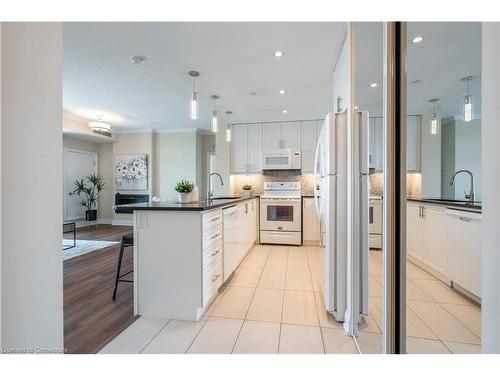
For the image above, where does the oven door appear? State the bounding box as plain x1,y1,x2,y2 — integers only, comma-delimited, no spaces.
260,198,301,231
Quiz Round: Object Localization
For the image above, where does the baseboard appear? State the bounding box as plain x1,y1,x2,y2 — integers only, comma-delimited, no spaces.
111,219,133,226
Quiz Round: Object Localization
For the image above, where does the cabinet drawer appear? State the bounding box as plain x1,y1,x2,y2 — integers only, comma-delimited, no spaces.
202,258,222,306
202,224,223,250
203,210,223,231
202,239,223,270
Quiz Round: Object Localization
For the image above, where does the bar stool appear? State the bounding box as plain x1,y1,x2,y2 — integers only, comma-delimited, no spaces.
112,234,134,299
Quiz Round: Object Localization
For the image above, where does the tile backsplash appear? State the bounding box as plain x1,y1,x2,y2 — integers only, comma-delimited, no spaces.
369,172,422,198
231,171,315,196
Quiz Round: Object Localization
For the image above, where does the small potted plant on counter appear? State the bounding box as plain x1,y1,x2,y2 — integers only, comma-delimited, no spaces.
73,174,105,223
242,184,253,197
175,180,194,203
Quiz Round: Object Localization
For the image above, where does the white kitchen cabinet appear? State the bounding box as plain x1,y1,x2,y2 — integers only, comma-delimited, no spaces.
303,197,320,243
281,122,301,151
369,116,421,172
421,205,445,273
301,121,321,173
262,122,281,151
369,117,383,171
223,205,239,282
443,209,481,298
407,115,422,172
406,202,424,260
231,124,262,173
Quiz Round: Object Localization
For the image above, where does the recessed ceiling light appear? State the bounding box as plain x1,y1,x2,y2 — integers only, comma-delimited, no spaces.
130,55,146,64
412,36,423,44
274,50,283,58
279,89,286,94
370,82,378,88
250,92,258,95
282,110,288,114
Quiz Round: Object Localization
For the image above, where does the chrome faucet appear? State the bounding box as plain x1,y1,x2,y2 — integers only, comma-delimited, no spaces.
450,169,475,202
207,172,224,201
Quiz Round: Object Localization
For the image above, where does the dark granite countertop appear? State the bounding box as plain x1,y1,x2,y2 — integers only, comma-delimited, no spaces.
114,195,259,213
407,197,482,212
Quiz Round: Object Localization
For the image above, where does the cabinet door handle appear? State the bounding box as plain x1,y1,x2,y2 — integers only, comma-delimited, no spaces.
459,217,472,222
210,233,220,239
421,206,425,218
210,217,220,222
212,274,221,282
211,249,220,256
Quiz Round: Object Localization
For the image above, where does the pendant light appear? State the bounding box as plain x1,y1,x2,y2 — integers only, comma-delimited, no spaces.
225,111,233,142
429,98,440,135
211,95,220,133
461,76,474,122
89,116,111,132
188,71,200,120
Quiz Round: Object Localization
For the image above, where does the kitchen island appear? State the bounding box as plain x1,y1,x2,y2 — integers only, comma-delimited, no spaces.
115,196,259,321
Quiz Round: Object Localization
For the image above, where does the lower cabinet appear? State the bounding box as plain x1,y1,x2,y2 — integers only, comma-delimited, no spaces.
443,209,481,298
406,202,445,275
303,197,320,243
202,209,223,307
223,198,258,282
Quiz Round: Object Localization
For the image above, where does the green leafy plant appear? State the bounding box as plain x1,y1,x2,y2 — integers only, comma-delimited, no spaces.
175,180,194,194
242,184,253,191
73,174,105,211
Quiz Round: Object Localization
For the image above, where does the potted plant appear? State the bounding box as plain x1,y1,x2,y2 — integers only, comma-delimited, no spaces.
175,180,194,203
73,174,105,222
242,184,253,197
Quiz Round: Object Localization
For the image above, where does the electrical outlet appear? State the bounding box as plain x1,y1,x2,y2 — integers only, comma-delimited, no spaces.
137,213,147,229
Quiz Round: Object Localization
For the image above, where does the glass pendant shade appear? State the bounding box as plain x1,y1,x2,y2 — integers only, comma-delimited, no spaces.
226,127,231,142
212,110,219,133
430,112,440,135
463,95,473,122
190,91,198,120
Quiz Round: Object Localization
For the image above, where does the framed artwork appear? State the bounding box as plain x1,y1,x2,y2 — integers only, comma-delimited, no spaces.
115,154,148,191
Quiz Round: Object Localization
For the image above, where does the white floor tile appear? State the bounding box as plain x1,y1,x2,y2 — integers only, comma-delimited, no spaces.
258,268,286,290
440,303,481,337
406,337,451,354
246,288,284,323
282,290,319,326
322,328,359,354
279,324,324,354
314,292,344,330
411,279,472,305
231,267,263,288
285,269,313,291
187,317,243,354
142,319,205,354
406,305,438,339
99,317,169,354
356,331,383,354
265,254,288,269
211,286,255,319
232,321,280,354
443,341,481,354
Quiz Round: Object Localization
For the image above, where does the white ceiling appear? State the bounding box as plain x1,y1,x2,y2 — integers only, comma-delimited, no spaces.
355,22,481,118
63,22,347,131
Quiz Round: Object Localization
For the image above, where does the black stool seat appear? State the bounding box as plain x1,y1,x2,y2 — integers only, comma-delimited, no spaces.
112,234,134,299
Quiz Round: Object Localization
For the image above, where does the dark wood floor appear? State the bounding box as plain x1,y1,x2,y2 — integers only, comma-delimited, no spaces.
64,224,137,354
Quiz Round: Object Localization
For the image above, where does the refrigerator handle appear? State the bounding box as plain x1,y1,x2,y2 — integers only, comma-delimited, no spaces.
313,136,321,218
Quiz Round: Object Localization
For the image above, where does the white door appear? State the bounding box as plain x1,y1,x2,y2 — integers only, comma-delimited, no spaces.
247,124,262,172
262,123,281,151
281,122,301,151
65,149,97,220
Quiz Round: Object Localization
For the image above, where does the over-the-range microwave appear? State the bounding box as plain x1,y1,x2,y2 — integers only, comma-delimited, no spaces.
262,149,301,170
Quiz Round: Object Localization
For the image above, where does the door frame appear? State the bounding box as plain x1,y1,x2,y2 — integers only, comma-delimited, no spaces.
64,148,98,221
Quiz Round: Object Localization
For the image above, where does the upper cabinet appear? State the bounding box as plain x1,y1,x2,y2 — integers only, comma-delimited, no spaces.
368,115,422,172
231,124,262,173
301,121,322,173
231,121,320,174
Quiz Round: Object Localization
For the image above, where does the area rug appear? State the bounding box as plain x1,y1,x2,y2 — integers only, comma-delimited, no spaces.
63,239,120,261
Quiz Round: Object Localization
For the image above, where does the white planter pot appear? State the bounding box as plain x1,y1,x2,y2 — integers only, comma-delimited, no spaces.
178,192,190,203
244,190,252,197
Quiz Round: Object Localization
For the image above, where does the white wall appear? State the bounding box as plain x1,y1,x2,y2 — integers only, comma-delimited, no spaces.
333,33,351,113
155,131,198,201
481,22,500,354
214,117,231,196
98,142,114,221
454,118,481,201
1,23,64,351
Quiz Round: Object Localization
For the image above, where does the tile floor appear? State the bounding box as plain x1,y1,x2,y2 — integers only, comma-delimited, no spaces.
101,244,358,354
100,245,481,354
362,250,481,354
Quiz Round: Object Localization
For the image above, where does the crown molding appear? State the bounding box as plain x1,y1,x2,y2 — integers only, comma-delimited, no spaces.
63,111,89,124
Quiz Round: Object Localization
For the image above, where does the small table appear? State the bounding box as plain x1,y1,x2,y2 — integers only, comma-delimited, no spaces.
63,222,76,250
